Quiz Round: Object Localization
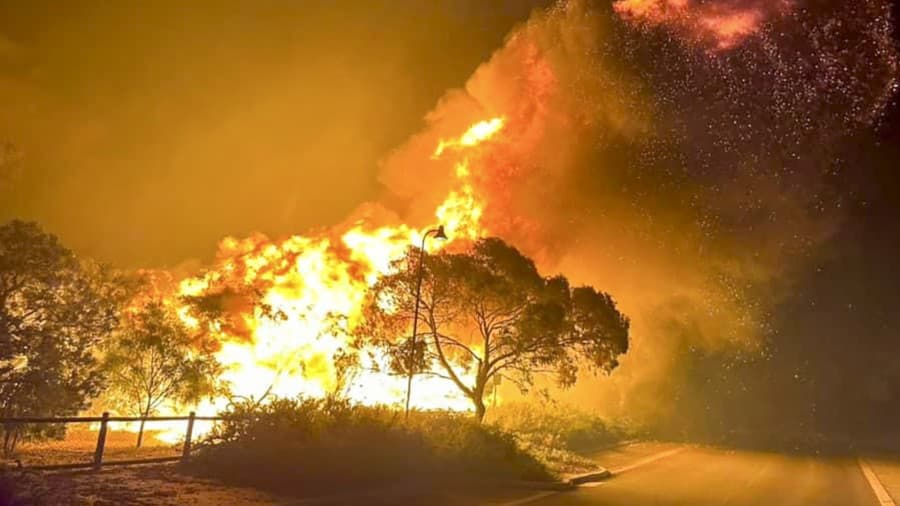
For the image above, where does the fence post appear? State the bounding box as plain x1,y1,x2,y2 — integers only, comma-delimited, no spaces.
181,411,196,461
93,412,109,470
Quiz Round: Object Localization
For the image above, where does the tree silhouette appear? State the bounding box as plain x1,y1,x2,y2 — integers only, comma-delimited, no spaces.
103,300,221,447
359,237,629,421
0,220,129,455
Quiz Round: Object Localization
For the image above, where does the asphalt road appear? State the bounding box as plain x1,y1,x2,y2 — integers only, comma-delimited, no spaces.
527,445,900,506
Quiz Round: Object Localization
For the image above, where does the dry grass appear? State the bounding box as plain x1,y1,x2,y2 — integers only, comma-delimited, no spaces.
1,428,285,506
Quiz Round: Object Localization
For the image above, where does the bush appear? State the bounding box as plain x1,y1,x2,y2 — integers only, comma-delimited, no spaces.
407,410,550,481
484,401,639,474
488,401,634,453
185,398,552,496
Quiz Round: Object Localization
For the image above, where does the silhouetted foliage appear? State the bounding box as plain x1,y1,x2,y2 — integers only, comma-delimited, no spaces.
358,237,629,421
103,300,221,447
0,220,131,455
188,398,551,495
489,401,637,453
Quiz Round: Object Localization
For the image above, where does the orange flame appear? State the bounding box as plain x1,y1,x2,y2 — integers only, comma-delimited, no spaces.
119,117,506,441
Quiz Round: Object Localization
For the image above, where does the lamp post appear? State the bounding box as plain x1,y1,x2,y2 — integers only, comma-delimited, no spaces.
404,225,447,421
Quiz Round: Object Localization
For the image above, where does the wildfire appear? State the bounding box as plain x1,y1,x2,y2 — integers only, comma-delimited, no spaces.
433,118,505,158
121,117,505,443
613,0,795,50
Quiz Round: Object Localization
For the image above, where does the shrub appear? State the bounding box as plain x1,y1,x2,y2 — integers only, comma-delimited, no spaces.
488,401,634,453
485,401,640,473
186,398,552,496
407,410,550,481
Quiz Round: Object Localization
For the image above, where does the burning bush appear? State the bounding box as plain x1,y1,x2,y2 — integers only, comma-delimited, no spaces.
186,398,552,496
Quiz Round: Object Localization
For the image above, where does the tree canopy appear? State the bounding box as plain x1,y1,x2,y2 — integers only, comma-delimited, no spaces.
103,300,221,447
359,237,629,421
0,220,129,453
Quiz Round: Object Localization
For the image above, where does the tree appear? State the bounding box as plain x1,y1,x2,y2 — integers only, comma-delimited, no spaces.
0,220,129,455
103,301,221,447
359,237,630,422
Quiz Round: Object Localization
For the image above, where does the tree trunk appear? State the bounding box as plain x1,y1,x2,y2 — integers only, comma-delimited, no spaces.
474,397,487,423
2,426,14,457
472,372,488,423
10,428,18,454
137,398,153,448
136,416,147,448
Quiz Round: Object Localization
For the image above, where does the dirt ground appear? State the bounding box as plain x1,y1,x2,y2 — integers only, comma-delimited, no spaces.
2,428,285,505
1,429,609,505
4,464,566,506
4,463,285,506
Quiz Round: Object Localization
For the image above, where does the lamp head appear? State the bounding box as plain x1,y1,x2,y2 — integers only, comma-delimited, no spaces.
433,225,448,241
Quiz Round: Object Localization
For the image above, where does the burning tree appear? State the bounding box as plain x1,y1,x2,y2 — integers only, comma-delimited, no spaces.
359,237,629,421
102,300,221,447
0,220,129,455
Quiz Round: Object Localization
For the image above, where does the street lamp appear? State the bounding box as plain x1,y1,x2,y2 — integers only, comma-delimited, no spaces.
404,225,447,421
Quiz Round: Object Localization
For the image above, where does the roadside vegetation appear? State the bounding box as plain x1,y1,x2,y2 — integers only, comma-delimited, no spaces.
488,401,637,474
1,220,632,501
185,398,553,496
489,401,637,453
185,397,637,496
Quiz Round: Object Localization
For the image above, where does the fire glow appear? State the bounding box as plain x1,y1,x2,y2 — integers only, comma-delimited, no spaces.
613,0,795,49
126,118,506,443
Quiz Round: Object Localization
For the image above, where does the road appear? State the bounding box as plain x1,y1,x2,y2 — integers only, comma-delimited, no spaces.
264,442,900,505
523,444,900,506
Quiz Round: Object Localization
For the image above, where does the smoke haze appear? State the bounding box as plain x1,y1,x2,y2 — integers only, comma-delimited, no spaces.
2,0,899,438
377,0,899,433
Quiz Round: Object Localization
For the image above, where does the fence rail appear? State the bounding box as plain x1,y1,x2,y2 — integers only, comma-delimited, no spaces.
1,411,229,471
0,415,227,424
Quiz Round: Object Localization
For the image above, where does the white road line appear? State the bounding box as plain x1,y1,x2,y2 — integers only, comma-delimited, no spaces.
610,446,688,475
495,445,688,506
858,458,897,506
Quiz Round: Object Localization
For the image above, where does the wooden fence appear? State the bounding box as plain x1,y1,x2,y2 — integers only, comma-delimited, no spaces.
1,412,228,471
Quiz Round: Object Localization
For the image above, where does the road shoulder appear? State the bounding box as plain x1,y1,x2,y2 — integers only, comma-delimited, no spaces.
495,442,686,506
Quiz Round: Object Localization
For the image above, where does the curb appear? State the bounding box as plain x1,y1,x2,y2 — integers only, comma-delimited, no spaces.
567,468,612,485
493,468,611,506
496,463,617,491
483,478,575,491
560,439,637,486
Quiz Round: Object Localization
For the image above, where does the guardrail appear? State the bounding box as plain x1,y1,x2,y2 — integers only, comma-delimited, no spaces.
1,412,228,471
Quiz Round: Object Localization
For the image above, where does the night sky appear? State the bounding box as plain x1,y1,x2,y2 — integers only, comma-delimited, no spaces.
2,0,899,442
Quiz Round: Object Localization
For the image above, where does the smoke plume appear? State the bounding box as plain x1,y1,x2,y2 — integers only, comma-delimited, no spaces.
376,0,899,431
